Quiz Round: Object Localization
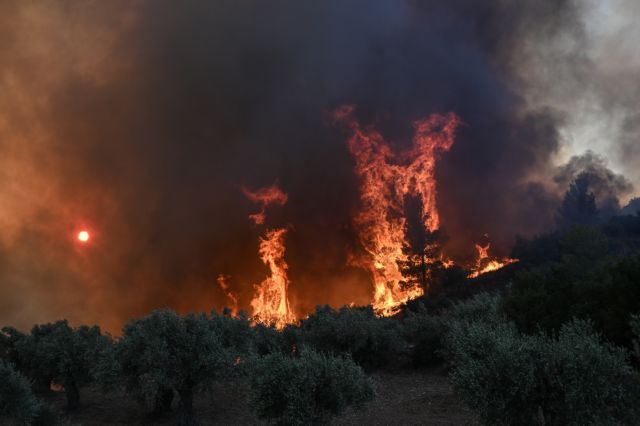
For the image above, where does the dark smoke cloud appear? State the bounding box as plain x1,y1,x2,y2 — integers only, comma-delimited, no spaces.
0,0,608,331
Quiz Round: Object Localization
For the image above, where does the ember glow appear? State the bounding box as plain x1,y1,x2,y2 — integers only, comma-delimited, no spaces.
335,105,460,315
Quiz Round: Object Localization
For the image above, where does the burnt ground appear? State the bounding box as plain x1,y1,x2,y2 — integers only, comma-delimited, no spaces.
42,369,476,425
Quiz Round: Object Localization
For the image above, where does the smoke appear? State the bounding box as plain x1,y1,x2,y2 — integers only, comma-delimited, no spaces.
555,151,634,217
0,0,634,331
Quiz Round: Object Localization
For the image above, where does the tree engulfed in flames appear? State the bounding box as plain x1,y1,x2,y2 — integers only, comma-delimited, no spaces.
467,243,518,278
250,228,296,328
334,105,461,315
244,184,295,328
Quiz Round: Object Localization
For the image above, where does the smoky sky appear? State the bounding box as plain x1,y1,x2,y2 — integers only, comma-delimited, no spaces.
0,0,632,331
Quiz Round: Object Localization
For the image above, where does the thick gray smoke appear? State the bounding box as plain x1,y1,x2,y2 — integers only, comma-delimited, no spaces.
0,0,635,331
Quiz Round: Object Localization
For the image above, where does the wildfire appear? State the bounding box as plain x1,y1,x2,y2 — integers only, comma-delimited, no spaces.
468,242,518,278
250,228,296,328
242,184,288,225
335,105,460,315
216,274,238,316
243,184,295,328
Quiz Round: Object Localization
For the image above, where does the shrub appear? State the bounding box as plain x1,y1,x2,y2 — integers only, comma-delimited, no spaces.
99,309,235,426
0,360,41,424
0,360,59,425
447,292,504,325
447,321,539,425
503,255,640,346
402,304,446,367
537,319,639,425
15,320,109,410
297,305,403,369
249,348,374,425
629,314,640,363
447,317,640,425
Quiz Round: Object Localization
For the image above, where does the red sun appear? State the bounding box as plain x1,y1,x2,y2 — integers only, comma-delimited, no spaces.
77,230,90,243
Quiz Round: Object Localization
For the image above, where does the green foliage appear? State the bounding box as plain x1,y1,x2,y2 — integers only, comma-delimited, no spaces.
13,320,109,410
0,360,42,424
249,349,374,426
631,314,640,363
98,309,235,426
448,321,538,425
504,252,640,346
0,327,26,367
297,305,403,369
402,304,446,367
447,314,640,426
537,319,639,425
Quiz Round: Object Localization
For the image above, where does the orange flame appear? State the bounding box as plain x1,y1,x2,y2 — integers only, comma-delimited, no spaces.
242,184,288,225
250,228,296,328
242,183,295,328
335,105,460,315
467,242,518,278
216,274,238,316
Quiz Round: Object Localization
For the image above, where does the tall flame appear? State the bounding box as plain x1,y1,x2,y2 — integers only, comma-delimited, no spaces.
250,228,296,328
335,105,460,315
243,184,295,328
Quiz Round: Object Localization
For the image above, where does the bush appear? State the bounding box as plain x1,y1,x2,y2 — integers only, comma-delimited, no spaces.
98,309,235,426
537,319,639,425
0,360,59,425
14,321,109,410
402,304,446,367
296,305,403,369
447,321,539,425
447,317,640,425
503,254,640,346
630,314,640,363
249,349,374,425
0,360,42,424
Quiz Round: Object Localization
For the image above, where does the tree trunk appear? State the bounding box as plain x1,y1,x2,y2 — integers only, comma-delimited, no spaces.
65,378,80,411
176,387,197,426
420,253,428,296
151,387,174,418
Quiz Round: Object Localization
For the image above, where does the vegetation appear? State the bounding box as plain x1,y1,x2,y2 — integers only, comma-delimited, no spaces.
96,309,237,426
447,312,640,425
249,348,374,425
0,360,59,426
11,321,109,410
295,305,403,369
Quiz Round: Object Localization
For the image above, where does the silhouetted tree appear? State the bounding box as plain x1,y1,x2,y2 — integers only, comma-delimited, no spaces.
557,174,599,228
15,321,109,410
399,195,444,296
99,309,235,426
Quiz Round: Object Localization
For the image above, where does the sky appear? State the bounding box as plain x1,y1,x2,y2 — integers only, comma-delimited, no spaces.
0,0,638,332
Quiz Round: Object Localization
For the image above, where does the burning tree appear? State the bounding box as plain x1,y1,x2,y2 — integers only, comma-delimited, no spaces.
334,105,460,314
397,195,445,297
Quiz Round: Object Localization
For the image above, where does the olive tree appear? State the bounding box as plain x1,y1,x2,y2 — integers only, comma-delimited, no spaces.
15,320,108,410
0,360,59,425
249,348,374,425
101,309,235,426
